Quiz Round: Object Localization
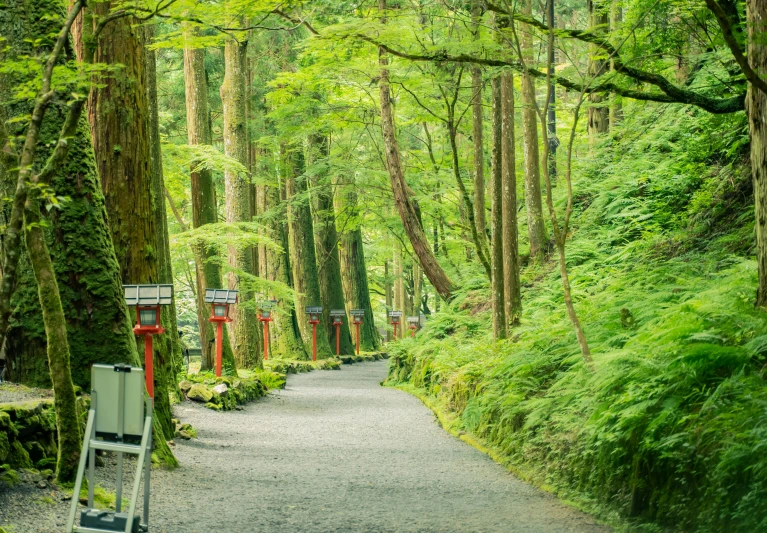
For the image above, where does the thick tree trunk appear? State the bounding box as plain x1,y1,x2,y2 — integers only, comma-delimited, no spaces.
264,166,306,359
308,135,355,354
336,177,380,351
378,0,455,301
72,8,177,443
748,0,767,307
183,39,238,373
285,148,333,357
588,0,609,142
501,73,522,325
491,78,507,340
146,25,182,441
24,202,80,483
521,0,547,262
222,35,262,368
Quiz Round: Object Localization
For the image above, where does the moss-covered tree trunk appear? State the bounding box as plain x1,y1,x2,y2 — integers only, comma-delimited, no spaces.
264,168,306,359
221,34,262,368
24,201,81,483
308,135,354,354
748,0,767,307
588,0,609,143
72,8,176,442
471,3,487,242
501,72,521,325
519,3,547,262
490,77,507,340
147,25,183,423
183,39,238,374
285,147,332,358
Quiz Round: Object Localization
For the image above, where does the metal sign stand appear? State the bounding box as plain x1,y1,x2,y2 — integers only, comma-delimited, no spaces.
67,364,153,533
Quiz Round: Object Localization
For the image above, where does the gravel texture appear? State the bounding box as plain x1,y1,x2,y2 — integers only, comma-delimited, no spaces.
1,360,610,533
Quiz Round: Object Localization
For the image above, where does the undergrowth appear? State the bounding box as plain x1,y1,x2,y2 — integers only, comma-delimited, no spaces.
387,104,766,532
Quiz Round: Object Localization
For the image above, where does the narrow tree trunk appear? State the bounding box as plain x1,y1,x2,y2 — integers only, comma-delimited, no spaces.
748,0,767,307
378,0,455,301
222,34,262,368
384,259,393,341
588,0,609,142
471,5,487,242
501,73,522,325
285,148,333,357
547,0,558,187
308,135,355,354
24,202,80,483
394,245,406,338
491,78,507,340
520,1,547,262
609,3,624,129
183,37,237,373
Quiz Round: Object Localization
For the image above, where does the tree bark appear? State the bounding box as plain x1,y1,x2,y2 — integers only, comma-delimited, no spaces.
308,134,355,354
472,3,487,242
72,7,178,442
491,77,507,340
183,37,238,373
222,34,263,368
24,201,80,483
520,1,547,262
378,0,455,301
146,24,182,441
264,161,306,359
588,0,610,142
285,147,332,357
609,3,624,129
547,0,558,186
501,73,522,325
336,176,380,351
748,0,767,307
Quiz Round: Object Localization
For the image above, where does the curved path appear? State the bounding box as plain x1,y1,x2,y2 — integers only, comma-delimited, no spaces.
149,361,609,533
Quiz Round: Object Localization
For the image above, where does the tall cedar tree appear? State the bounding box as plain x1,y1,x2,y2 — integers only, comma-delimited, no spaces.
183,38,238,374
501,72,522,325
308,134,355,354
222,32,263,368
490,77,506,340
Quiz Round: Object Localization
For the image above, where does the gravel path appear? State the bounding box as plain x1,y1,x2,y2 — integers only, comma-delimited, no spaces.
1,360,610,532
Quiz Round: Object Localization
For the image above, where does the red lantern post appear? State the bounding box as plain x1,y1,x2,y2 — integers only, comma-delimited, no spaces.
389,310,402,340
330,310,345,356
407,316,419,337
306,306,323,361
351,309,365,355
205,289,238,377
124,284,173,399
257,300,276,361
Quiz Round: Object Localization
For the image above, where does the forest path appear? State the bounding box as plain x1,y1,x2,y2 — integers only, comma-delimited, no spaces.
150,360,609,533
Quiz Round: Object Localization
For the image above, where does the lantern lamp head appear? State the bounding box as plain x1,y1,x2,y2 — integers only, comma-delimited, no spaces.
205,288,238,322
351,309,365,325
124,284,173,335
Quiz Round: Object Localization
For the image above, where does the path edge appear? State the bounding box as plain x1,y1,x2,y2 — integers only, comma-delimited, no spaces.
387,381,621,532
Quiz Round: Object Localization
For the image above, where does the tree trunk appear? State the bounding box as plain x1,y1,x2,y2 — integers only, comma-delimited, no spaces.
146,24,182,441
24,201,81,483
384,259,393,341
72,7,177,441
183,38,238,373
588,0,610,142
222,34,262,368
336,176,380,351
520,1,547,262
285,147,333,357
547,0,558,187
378,0,455,301
471,5,487,242
748,0,767,307
609,4,624,129
264,164,306,359
308,135,355,354
501,73,522,325
491,78,507,340
394,245,406,338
